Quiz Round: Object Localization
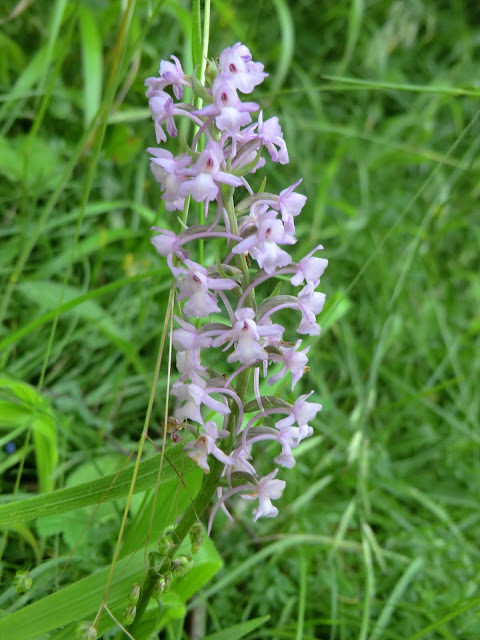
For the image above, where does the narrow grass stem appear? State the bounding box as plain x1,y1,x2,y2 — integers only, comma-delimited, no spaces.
127,457,224,636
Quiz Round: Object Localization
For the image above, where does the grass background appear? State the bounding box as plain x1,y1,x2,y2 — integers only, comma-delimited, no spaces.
1,0,479,638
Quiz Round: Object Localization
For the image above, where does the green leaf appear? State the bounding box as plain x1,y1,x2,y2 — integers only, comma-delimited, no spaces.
0,534,221,639
36,454,127,552
120,466,202,557
0,377,57,493
0,522,41,565
0,270,165,352
320,291,352,332
337,0,364,74
0,46,47,124
34,230,136,278
15,280,148,381
0,547,151,639
0,136,63,190
174,535,223,602
78,5,103,127
203,616,270,640
270,0,294,94
0,447,195,526
0,136,22,182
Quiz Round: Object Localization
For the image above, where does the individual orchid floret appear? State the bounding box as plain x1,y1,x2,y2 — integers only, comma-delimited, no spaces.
291,245,328,287
296,283,326,335
276,391,322,434
172,316,212,382
147,148,191,211
233,211,295,274
175,259,237,318
158,55,188,99
184,421,234,473
150,227,188,268
179,141,243,209
246,180,305,234
176,349,208,384
256,112,289,165
195,79,259,135
241,469,286,521
243,426,299,469
218,42,268,94
268,340,311,390
148,91,178,142
229,443,256,477
277,180,307,231
213,308,284,365
274,427,301,468
173,379,231,424
234,112,288,169
172,316,213,352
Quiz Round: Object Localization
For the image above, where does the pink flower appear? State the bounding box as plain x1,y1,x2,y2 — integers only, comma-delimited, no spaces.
233,211,295,275
218,43,268,94
172,316,213,351
230,444,256,476
274,427,301,468
275,391,322,431
175,260,237,318
150,227,188,264
179,141,243,204
184,421,234,473
158,55,187,99
173,379,231,424
276,180,307,233
256,112,289,164
145,44,329,527
268,340,311,390
291,245,328,287
195,79,259,135
241,470,286,521
296,283,326,335
148,91,177,143
147,148,191,211
212,308,284,365
172,317,213,382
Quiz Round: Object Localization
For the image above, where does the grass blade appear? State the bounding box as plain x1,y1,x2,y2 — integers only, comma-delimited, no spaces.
0,447,195,525
78,5,103,127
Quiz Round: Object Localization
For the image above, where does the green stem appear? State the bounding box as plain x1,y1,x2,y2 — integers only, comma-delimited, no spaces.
127,459,224,636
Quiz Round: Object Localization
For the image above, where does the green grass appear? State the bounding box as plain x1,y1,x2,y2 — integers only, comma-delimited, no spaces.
1,0,479,638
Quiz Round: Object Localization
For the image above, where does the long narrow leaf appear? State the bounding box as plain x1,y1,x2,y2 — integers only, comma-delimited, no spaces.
203,616,270,640
0,447,195,525
78,5,103,127
0,536,221,639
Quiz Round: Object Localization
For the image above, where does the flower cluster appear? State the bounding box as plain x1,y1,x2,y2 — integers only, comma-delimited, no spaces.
146,43,327,527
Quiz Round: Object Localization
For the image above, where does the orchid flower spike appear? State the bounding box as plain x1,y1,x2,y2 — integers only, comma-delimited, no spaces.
146,43,328,527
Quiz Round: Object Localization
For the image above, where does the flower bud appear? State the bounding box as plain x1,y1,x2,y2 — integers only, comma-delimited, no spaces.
152,570,172,599
157,526,176,555
171,554,193,577
128,583,140,605
123,604,136,626
75,621,97,640
13,570,32,594
149,551,171,574
190,523,204,554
